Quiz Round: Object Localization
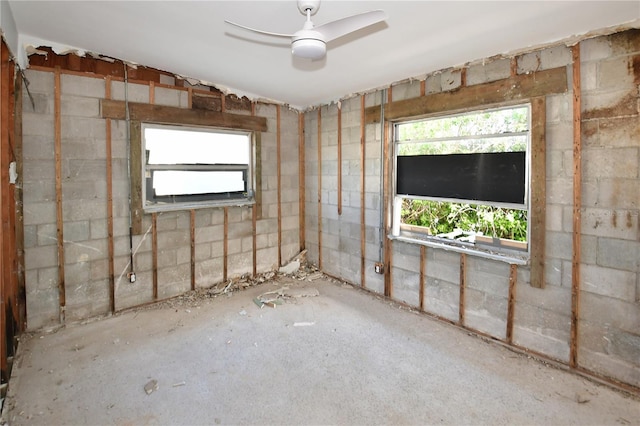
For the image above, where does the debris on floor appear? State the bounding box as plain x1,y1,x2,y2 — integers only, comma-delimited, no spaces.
136,257,324,312
144,379,158,395
253,285,320,309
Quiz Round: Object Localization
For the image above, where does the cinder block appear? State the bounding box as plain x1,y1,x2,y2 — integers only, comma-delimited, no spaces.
60,95,100,117
64,261,90,286
580,37,612,61
424,277,459,322
23,113,54,137
23,179,56,203
23,92,52,115
25,245,58,269
154,86,188,108
466,58,511,86
539,45,572,69
157,248,178,267
111,81,149,103
425,73,441,94
392,268,420,308
25,69,54,93
390,79,421,101
597,237,639,272
581,263,636,301
440,68,461,91
597,116,640,149
465,288,507,339
22,135,54,160
63,220,90,242
597,179,639,210
582,88,637,120
61,74,105,98
64,238,108,264
25,287,60,331
581,208,638,240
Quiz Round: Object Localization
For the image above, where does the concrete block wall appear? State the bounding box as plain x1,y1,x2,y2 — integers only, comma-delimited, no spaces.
576,30,640,386
304,29,639,389
22,69,299,329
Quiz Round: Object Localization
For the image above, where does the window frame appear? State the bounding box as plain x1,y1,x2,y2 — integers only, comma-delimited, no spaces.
390,102,533,264
140,122,256,213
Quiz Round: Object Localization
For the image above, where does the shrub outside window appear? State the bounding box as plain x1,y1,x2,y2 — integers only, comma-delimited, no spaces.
142,123,254,212
392,104,531,258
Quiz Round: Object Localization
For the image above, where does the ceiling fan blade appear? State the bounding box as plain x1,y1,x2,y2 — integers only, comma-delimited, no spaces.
224,20,294,38
314,10,387,42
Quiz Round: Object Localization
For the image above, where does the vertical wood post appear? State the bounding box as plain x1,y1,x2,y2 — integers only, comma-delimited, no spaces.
276,105,282,266
507,264,518,344
317,108,322,269
459,253,466,325
152,213,158,300
190,210,195,291
54,67,66,323
105,76,115,313
337,105,342,215
360,96,366,288
419,246,426,311
298,112,305,252
570,44,583,369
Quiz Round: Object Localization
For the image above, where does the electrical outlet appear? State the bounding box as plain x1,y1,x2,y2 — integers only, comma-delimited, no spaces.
374,263,384,274
128,272,136,283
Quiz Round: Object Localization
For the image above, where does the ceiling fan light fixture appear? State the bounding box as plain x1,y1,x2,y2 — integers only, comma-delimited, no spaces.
291,38,326,59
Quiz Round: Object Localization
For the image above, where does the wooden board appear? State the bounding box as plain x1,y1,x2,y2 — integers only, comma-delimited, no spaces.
529,97,547,288
101,99,267,132
364,67,568,123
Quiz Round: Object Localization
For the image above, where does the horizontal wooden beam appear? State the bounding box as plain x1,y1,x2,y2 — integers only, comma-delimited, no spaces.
365,67,568,123
100,99,267,132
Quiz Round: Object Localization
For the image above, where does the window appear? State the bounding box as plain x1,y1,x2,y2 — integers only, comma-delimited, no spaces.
142,123,254,212
392,104,530,258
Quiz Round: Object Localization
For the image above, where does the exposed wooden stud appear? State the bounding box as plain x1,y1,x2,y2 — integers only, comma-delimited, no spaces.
364,67,568,123
507,264,518,344
277,105,282,266
105,76,115,313
129,121,143,235
460,67,467,87
54,67,66,322
223,207,228,282
420,80,426,97
510,57,518,77
14,66,27,331
100,99,268,132
187,87,193,109
383,88,392,297
419,246,426,311
360,95,366,289
529,97,547,288
252,101,258,277
570,44,582,369
190,209,195,291
298,112,305,252
459,253,467,325
149,81,155,104
152,213,158,300
337,105,342,215
317,108,322,270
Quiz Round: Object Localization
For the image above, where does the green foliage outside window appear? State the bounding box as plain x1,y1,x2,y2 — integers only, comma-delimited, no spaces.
401,200,528,242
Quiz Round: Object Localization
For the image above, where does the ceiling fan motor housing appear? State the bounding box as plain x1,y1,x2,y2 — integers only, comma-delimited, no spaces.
292,38,326,59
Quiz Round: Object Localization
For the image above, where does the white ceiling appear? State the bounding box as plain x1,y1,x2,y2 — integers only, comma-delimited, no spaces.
7,1,640,110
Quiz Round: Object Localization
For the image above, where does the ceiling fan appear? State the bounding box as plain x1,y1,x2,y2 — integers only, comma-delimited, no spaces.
224,0,387,60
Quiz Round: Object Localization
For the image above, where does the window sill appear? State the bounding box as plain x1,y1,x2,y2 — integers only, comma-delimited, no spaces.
144,198,255,213
389,231,529,265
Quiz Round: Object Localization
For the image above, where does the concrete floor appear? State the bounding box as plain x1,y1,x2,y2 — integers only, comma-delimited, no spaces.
3,277,639,425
